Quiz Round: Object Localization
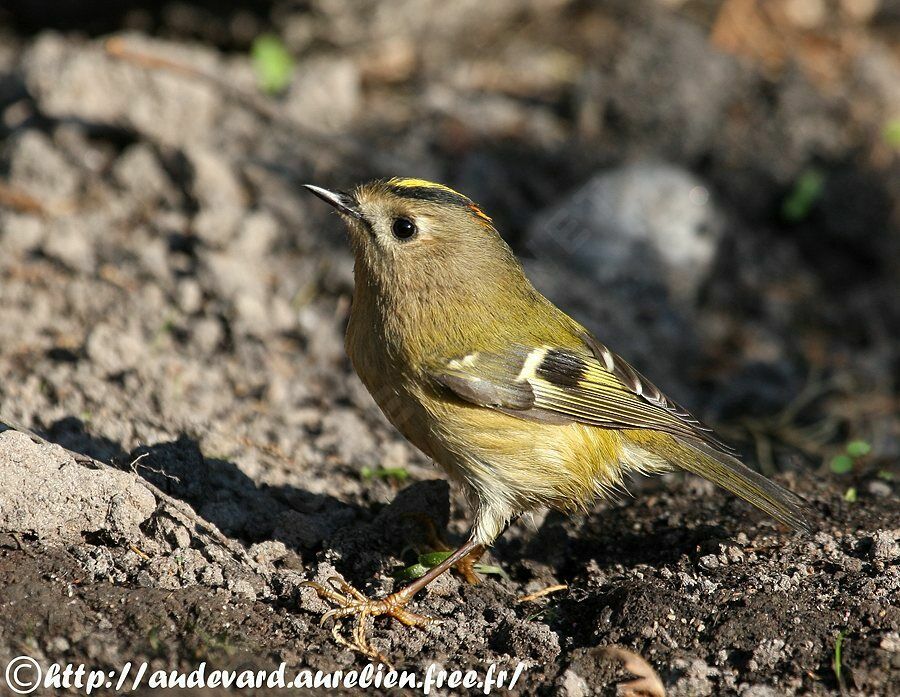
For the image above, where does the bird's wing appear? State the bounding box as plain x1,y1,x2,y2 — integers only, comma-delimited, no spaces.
427,331,736,456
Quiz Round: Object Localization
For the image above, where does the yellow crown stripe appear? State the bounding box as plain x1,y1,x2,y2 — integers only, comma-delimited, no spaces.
387,177,494,225
387,177,468,198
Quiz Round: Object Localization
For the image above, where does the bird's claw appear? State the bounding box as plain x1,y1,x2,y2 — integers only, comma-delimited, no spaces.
301,576,434,660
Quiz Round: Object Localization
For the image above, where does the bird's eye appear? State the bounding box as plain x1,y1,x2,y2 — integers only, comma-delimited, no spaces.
391,217,417,240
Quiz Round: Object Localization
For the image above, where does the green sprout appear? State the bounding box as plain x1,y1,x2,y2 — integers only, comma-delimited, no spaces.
360,466,409,483
782,169,825,222
833,630,847,693
147,627,162,655
843,487,857,503
525,607,559,623
829,440,871,475
251,35,294,95
845,441,871,458
884,119,900,149
394,550,508,582
830,455,853,475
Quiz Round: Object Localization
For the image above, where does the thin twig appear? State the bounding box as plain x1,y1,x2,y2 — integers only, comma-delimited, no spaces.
0,182,48,216
518,584,568,603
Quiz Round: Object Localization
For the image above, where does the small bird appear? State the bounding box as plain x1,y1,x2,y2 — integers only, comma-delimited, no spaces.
302,177,811,656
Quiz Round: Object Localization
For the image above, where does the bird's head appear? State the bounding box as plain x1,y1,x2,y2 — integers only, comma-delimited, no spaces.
304,178,519,301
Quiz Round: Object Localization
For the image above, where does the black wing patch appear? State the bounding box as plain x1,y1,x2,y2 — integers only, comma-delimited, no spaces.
430,336,738,457
536,349,587,387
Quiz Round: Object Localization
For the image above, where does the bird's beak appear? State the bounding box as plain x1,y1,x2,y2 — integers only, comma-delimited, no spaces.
303,184,364,221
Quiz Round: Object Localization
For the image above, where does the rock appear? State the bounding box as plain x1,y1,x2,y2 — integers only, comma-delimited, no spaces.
0,212,45,255
85,321,147,375
867,480,893,498
23,33,221,148
869,530,899,562
186,145,246,246
176,278,204,314
198,564,224,587
204,251,266,302
491,618,561,662
202,248,293,336
42,215,100,273
190,317,224,353
740,686,780,697
557,669,589,697
234,210,280,259
671,657,714,696
4,128,81,201
751,639,787,669
250,540,290,566
0,430,156,543
527,162,724,305
784,0,827,29
112,143,174,204
225,572,261,600
283,55,360,133
297,305,346,364
171,525,191,549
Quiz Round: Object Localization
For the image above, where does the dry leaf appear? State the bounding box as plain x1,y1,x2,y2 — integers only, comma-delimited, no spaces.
600,646,666,697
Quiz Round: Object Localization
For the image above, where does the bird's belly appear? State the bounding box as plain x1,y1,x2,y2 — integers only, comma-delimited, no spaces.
425,400,638,512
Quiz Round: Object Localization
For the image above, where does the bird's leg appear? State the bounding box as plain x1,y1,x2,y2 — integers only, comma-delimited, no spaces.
302,538,482,659
405,511,485,585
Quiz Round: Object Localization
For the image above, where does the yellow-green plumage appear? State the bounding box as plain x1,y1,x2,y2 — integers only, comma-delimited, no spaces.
312,177,811,547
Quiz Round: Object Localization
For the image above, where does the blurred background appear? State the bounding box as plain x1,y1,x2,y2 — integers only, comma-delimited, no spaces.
1,0,898,482
0,1,899,692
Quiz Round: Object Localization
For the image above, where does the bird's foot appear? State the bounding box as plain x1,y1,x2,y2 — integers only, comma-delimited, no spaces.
301,576,432,661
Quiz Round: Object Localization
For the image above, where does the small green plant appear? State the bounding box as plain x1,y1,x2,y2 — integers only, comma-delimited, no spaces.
843,487,857,503
830,440,871,475
782,169,825,222
360,466,409,483
525,606,559,623
394,550,507,582
152,312,178,348
833,630,847,693
884,119,900,149
251,35,294,94
190,625,236,659
147,627,163,656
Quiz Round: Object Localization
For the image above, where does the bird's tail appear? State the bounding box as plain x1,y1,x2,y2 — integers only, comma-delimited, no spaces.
633,432,813,533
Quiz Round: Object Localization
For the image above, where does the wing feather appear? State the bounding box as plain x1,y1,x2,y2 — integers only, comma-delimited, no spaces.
429,332,736,456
